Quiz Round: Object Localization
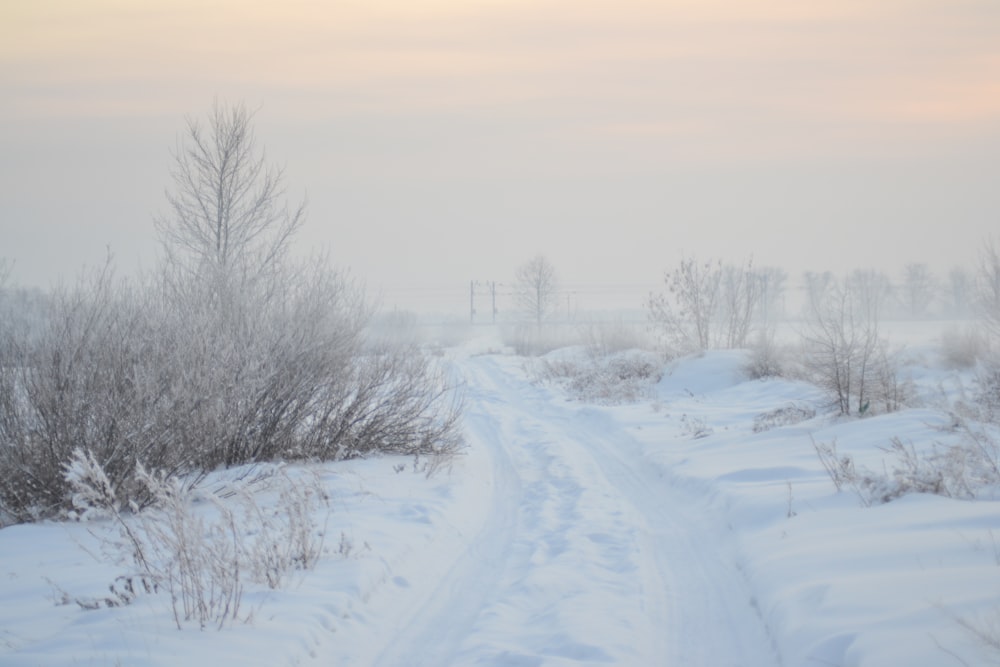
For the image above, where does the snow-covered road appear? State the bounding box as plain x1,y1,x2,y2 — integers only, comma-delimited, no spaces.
374,354,779,667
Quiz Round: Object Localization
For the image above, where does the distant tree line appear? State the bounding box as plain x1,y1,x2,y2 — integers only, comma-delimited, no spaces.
644,247,1000,417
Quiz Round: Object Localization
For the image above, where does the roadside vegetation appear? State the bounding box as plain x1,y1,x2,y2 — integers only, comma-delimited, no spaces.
0,102,462,526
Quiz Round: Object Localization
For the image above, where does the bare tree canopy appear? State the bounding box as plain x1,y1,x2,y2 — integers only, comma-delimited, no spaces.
800,269,900,416
648,255,761,355
155,101,305,278
515,255,557,327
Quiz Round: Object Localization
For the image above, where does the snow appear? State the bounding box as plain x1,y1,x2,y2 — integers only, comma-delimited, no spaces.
2,333,999,666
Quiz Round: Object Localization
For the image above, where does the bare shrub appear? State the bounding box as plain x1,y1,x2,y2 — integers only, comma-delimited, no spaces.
580,320,651,358
813,424,1000,506
0,103,464,523
63,450,328,629
799,270,898,416
504,322,576,356
941,325,990,369
954,609,1000,664
229,468,328,590
133,465,246,630
301,344,464,463
679,414,712,439
535,349,662,404
870,342,911,415
0,260,177,521
812,438,857,494
976,361,1000,423
0,262,462,523
812,437,918,506
753,404,815,433
951,418,1000,486
745,328,785,380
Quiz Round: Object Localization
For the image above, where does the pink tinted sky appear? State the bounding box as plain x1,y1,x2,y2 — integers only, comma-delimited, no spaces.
2,0,999,311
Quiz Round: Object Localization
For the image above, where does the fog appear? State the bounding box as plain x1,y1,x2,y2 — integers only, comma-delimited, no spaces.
3,1,999,315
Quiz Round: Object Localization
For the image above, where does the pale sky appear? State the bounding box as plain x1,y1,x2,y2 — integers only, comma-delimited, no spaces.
2,1,998,313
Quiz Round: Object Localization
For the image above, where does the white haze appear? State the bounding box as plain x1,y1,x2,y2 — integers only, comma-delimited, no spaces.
2,1,999,314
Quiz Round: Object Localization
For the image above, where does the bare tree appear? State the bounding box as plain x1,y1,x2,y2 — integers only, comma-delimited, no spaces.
946,267,974,318
649,256,720,354
755,266,787,323
0,103,464,525
648,255,760,355
719,259,761,348
515,255,558,327
154,100,305,282
803,271,835,314
899,263,937,319
800,270,899,416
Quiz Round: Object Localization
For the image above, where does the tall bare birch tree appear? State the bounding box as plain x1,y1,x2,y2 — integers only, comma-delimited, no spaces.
154,100,305,283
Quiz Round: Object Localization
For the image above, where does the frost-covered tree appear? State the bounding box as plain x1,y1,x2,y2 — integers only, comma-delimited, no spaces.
154,100,305,284
755,266,787,323
0,103,463,525
800,270,900,416
515,255,558,327
648,255,761,355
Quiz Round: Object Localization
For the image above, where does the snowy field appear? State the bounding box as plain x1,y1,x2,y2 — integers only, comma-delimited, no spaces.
2,325,999,666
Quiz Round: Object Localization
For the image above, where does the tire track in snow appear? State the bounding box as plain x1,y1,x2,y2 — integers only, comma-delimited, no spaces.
374,355,779,666
563,406,783,667
370,376,522,667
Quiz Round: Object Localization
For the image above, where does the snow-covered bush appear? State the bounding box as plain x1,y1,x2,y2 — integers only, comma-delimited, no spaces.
0,262,162,519
975,360,1000,423
813,424,1000,506
63,450,328,629
797,270,906,416
580,320,651,358
745,329,785,380
0,103,463,524
0,265,461,523
940,325,990,369
679,413,713,439
504,323,576,356
506,319,650,359
535,348,662,404
752,404,815,433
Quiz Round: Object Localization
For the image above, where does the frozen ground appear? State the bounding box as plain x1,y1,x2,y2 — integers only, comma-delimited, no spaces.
1,331,998,666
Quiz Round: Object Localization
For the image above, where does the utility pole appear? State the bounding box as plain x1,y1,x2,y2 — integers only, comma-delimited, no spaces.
471,280,499,324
